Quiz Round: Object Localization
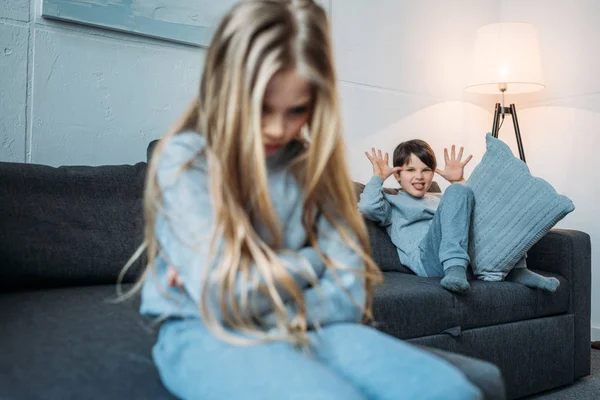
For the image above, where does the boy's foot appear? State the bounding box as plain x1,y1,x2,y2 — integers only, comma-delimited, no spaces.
441,266,470,294
506,268,560,292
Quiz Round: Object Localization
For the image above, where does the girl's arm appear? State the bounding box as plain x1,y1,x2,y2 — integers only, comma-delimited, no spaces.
263,214,369,328
156,133,325,318
357,175,393,227
301,215,368,325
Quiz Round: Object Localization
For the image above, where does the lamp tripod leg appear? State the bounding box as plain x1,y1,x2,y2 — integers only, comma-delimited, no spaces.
491,103,526,162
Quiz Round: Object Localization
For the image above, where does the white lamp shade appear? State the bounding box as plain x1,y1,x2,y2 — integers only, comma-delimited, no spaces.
466,22,545,94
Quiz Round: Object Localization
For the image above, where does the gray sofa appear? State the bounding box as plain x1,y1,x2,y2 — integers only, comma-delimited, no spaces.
358,184,591,399
0,142,590,399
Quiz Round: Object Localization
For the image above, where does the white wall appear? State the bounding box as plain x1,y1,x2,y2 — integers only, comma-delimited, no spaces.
332,0,499,188
1,0,203,165
0,0,29,162
1,0,597,338
333,0,599,339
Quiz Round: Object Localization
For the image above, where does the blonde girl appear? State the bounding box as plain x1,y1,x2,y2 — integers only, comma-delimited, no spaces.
135,1,483,399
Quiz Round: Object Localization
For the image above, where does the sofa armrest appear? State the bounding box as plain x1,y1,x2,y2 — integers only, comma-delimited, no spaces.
527,229,591,379
527,229,590,280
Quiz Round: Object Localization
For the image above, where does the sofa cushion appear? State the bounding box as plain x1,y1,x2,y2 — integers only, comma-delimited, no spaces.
374,270,569,340
466,134,575,281
373,272,460,339
0,284,175,400
0,283,506,400
0,162,147,291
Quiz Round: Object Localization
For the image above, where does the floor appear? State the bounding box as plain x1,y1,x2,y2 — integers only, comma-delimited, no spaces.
526,349,600,399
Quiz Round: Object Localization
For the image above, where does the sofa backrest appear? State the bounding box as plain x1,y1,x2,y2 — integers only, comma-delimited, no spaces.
352,182,415,274
0,141,420,292
0,161,147,291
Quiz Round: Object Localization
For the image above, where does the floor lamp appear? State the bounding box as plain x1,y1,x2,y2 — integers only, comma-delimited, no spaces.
466,22,546,163
465,23,600,351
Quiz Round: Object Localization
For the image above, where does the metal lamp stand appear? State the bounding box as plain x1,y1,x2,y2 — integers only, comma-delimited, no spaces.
490,84,526,163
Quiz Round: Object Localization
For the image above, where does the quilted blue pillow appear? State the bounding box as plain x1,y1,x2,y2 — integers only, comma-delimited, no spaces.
466,133,575,281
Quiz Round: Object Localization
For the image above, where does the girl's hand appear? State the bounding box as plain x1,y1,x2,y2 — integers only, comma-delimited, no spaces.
364,148,403,181
167,266,184,288
436,145,473,183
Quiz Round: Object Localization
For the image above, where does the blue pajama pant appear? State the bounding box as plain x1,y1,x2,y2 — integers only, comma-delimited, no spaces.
153,318,482,400
420,184,475,277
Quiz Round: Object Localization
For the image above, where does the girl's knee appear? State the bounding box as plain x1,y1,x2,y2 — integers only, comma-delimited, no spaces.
445,379,483,400
301,383,367,400
420,359,483,400
318,323,381,344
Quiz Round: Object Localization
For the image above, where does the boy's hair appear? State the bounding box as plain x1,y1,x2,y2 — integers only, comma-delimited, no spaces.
392,139,437,171
124,0,381,346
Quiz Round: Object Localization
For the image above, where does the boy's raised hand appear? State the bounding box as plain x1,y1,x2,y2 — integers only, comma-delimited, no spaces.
365,148,403,181
436,145,473,183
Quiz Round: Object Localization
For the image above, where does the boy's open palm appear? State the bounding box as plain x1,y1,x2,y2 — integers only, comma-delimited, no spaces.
365,148,402,180
436,145,473,183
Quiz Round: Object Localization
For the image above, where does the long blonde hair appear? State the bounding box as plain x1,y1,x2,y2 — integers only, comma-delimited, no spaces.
127,0,382,345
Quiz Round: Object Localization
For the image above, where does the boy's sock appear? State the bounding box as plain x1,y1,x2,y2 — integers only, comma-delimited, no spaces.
441,266,470,294
505,268,560,292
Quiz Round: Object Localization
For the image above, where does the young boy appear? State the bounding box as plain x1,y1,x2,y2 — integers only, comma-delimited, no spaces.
358,140,475,294
358,139,560,294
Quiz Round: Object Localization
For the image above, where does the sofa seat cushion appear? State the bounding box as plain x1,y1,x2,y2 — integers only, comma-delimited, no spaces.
373,272,460,339
0,285,175,400
455,270,569,330
374,270,569,340
0,283,504,400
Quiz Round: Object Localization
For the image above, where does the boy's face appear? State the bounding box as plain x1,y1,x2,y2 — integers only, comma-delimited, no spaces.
394,153,434,198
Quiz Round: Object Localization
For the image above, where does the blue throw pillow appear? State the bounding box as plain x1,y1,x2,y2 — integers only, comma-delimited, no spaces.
466,133,575,281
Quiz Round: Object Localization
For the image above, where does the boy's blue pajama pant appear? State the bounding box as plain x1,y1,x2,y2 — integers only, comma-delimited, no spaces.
419,184,475,277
